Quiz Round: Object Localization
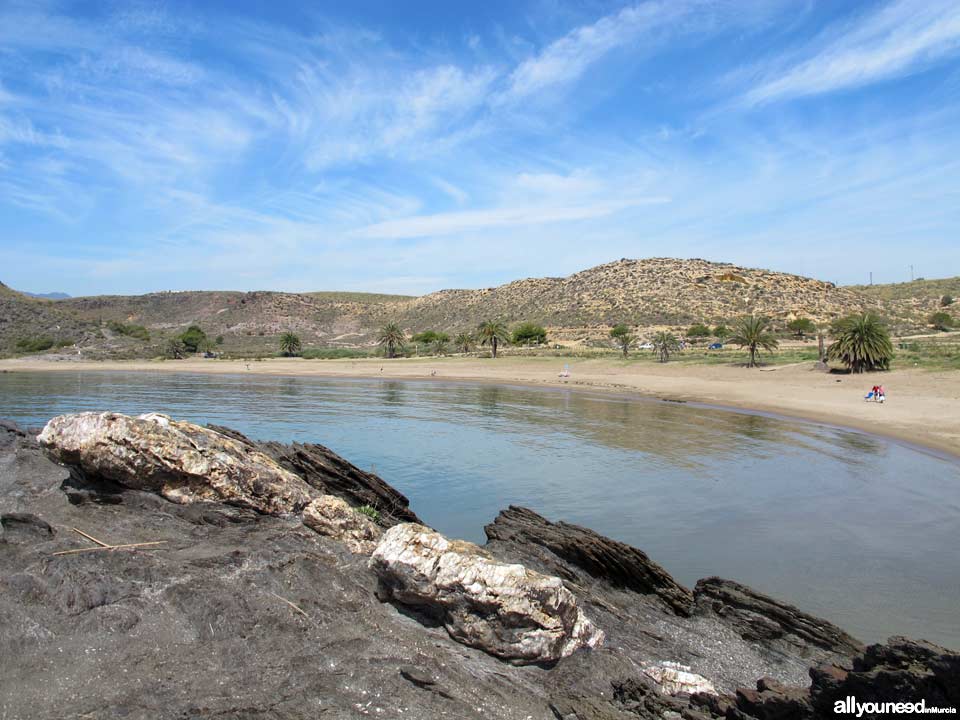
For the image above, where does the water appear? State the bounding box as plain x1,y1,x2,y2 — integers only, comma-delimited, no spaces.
1,370,958,649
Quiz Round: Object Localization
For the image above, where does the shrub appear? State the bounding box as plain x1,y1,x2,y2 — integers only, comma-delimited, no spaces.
610,324,635,357
713,325,729,340
357,505,380,522
215,335,224,345
108,320,150,341
940,295,954,307
300,348,371,359
687,323,711,338
15,336,56,353
165,339,187,359
930,311,954,332
787,317,816,338
512,322,547,345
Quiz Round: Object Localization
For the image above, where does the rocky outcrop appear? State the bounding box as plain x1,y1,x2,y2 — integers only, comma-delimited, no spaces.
370,522,605,664
38,412,315,515
207,424,420,525
694,577,864,661
642,661,717,696
485,506,694,616
302,495,381,553
810,636,960,713
735,677,812,720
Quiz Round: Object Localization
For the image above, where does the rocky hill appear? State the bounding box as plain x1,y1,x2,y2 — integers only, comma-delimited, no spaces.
851,277,960,330
2,259,949,357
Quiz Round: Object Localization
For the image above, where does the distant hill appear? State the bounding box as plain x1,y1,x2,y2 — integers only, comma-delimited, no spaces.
2,259,954,358
22,291,71,299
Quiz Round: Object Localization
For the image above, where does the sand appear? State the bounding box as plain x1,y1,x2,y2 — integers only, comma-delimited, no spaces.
2,355,958,460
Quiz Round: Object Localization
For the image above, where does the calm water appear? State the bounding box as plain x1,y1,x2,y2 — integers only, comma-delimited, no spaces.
2,370,958,649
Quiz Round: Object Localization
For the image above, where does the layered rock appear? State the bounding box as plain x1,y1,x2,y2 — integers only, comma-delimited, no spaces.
38,412,315,515
302,495,381,554
370,522,605,664
694,577,864,662
484,506,694,616
207,424,420,525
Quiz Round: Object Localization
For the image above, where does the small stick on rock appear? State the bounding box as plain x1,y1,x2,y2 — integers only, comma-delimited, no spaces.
72,527,111,547
268,591,311,620
52,541,167,556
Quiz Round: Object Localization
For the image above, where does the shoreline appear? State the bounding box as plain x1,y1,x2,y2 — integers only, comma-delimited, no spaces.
2,355,959,461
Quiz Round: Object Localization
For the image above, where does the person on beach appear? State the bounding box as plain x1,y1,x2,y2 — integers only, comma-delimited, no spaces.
866,385,878,401
877,385,886,403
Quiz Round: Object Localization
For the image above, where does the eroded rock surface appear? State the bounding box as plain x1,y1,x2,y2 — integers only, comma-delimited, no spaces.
38,412,315,515
486,505,694,616
302,494,381,553
694,577,864,662
370,522,605,664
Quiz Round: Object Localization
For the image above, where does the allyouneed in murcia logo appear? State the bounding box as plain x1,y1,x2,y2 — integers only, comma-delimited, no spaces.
834,697,957,717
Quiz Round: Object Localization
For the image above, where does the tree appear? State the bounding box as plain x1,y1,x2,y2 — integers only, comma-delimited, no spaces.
687,323,711,339
713,325,729,341
827,313,894,373
432,332,450,355
942,295,954,307
729,316,779,368
411,330,439,345
651,332,681,363
165,339,187,359
215,335,224,345
477,320,510,358
787,317,817,338
610,324,635,357
930,311,954,332
377,323,406,359
512,322,547,346
454,332,474,353
179,324,209,353
279,332,302,356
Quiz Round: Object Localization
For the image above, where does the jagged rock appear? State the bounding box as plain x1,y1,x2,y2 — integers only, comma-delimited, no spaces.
302,495,381,553
643,662,717,696
735,677,811,720
810,636,960,712
370,522,605,664
38,412,315,515
485,506,694,616
694,577,863,661
207,424,420,525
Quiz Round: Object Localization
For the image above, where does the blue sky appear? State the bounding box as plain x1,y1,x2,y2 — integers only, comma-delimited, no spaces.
1,0,959,296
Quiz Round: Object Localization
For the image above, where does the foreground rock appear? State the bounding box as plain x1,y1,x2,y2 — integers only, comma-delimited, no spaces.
485,506,694,616
370,522,605,664
209,424,420,525
302,494,381,553
38,412,316,514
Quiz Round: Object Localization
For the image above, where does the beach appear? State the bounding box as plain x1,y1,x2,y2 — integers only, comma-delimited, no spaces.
2,355,957,459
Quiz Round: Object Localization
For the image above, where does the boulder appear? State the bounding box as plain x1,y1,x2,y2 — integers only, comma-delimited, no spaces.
302,495,381,554
484,506,694,616
642,662,717,696
694,577,863,662
369,523,604,664
38,412,315,515
734,677,812,720
207,424,421,525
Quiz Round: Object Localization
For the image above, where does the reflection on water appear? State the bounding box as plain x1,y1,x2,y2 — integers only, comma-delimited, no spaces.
0,370,958,649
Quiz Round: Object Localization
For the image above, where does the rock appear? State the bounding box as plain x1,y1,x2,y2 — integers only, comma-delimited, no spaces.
485,506,694,616
38,412,315,515
694,577,863,661
370,522,605,664
734,677,812,720
810,636,960,712
302,495,381,554
207,424,421,526
643,662,718,696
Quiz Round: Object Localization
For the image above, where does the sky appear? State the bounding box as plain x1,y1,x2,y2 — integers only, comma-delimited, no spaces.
1,0,959,297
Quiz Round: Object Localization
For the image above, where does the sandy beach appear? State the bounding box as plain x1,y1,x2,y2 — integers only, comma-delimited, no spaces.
2,355,958,460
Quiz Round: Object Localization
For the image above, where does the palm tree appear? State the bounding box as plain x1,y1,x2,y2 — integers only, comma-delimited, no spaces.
279,332,302,357
377,323,406,359
827,313,894,373
432,332,450,355
729,316,779,367
651,332,681,363
454,332,474,353
610,323,635,357
477,320,510,358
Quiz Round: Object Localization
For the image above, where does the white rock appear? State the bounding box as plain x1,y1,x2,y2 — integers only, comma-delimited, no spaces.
369,523,604,664
303,495,381,554
642,661,717,696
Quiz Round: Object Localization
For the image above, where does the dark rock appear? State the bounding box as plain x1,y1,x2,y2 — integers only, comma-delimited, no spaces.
735,677,812,720
0,513,54,541
208,424,420,526
810,636,960,713
485,506,694,616
694,577,863,662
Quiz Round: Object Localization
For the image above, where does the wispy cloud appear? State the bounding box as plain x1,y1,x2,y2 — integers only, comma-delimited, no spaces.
746,0,960,104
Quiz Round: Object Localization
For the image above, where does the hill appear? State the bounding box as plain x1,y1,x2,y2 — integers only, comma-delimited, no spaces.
0,282,94,354
3,259,953,358
22,290,71,299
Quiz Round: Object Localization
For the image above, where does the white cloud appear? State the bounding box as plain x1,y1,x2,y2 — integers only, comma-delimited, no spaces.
746,0,960,104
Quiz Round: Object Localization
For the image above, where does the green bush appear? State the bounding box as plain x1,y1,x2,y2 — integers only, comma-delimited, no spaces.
687,323,711,338
940,295,954,307
512,322,547,345
787,317,816,338
357,505,380,522
108,320,150,341
300,348,371,359
930,311,954,331
179,325,208,352
15,337,56,353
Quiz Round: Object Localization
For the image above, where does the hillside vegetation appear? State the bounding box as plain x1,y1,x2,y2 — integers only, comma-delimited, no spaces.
2,259,956,358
